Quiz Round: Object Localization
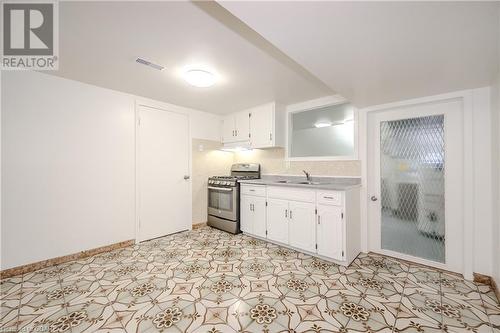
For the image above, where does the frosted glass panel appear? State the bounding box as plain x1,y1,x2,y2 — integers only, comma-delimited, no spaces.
380,115,445,263
289,103,355,158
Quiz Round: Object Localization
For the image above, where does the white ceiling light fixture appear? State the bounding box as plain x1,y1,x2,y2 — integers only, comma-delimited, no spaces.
184,69,216,88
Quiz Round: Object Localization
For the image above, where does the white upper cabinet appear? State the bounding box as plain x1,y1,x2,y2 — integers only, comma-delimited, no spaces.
222,112,250,143
235,111,250,141
222,115,236,143
221,102,285,148
249,102,285,149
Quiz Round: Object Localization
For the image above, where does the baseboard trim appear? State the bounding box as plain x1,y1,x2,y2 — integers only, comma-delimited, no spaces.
0,239,134,279
473,272,492,285
368,251,463,277
192,222,207,229
474,273,500,300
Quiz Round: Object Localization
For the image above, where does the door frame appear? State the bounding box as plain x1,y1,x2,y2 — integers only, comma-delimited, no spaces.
359,90,474,279
369,100,462,272
135,99,193,243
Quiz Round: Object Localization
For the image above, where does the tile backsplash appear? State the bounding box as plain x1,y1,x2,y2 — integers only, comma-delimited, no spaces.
233,147,361,177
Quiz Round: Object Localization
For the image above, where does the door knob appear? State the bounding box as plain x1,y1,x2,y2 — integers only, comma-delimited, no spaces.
371,196,378,201
184,175,190,180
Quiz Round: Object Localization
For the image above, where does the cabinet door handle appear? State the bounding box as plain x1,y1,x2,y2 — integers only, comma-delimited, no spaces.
318,215,321,225
324,196,334,199
251,204,254,211
235,130,238,136
290,210,292,219
285,209,287,218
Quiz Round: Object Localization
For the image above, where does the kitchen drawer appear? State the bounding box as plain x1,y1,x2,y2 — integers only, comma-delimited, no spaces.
316,190,343,206
240,184,266,197
267,186,315,203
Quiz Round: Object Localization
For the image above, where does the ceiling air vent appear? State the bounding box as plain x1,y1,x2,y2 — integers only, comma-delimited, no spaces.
135,57,165,71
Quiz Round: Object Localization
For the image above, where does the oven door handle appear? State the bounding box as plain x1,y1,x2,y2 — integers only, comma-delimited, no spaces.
208,186,234,192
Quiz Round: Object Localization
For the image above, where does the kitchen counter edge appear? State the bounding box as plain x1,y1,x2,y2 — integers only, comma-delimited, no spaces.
238,179,361,191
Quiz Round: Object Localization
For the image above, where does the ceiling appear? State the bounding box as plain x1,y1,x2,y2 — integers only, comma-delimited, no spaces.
47,1,499,114
47,1,332,114
219,1,500,108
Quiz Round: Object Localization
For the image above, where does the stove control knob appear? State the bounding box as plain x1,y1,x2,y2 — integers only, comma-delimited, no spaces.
224,181,230,185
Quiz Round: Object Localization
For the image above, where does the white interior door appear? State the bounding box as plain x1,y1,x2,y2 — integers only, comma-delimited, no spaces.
367,99,463,273
138,105,190,242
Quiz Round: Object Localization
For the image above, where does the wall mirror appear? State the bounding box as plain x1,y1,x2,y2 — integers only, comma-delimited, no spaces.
287,100,357,160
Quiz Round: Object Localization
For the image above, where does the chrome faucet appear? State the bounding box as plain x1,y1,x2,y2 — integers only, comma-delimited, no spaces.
302,170,311,181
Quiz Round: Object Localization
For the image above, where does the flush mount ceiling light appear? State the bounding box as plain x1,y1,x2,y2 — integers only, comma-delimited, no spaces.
184,69,216,87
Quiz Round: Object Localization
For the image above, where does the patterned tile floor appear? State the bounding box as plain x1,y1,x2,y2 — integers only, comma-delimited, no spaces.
1,226,499,333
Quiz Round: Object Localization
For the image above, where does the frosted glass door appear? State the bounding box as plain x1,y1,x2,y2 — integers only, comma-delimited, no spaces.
379,115,445,263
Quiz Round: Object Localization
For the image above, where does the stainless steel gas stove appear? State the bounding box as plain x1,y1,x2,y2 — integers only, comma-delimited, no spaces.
207,163,260,234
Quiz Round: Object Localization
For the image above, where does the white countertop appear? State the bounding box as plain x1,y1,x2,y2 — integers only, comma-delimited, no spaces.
239,176,361,191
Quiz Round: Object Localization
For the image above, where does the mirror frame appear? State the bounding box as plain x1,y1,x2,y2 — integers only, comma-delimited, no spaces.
285,95,359,161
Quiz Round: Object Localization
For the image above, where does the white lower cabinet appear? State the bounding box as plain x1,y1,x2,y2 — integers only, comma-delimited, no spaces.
240,186,267,238
252,196,267,238
288,201,316,253
240,195,253,234
266,198,289,244
317,204,344,261
240,184,360,266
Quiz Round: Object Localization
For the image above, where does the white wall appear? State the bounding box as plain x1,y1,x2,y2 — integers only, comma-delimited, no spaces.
1,71,220,270
492,8,500,287
472,87,495,276
492,70,500,286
